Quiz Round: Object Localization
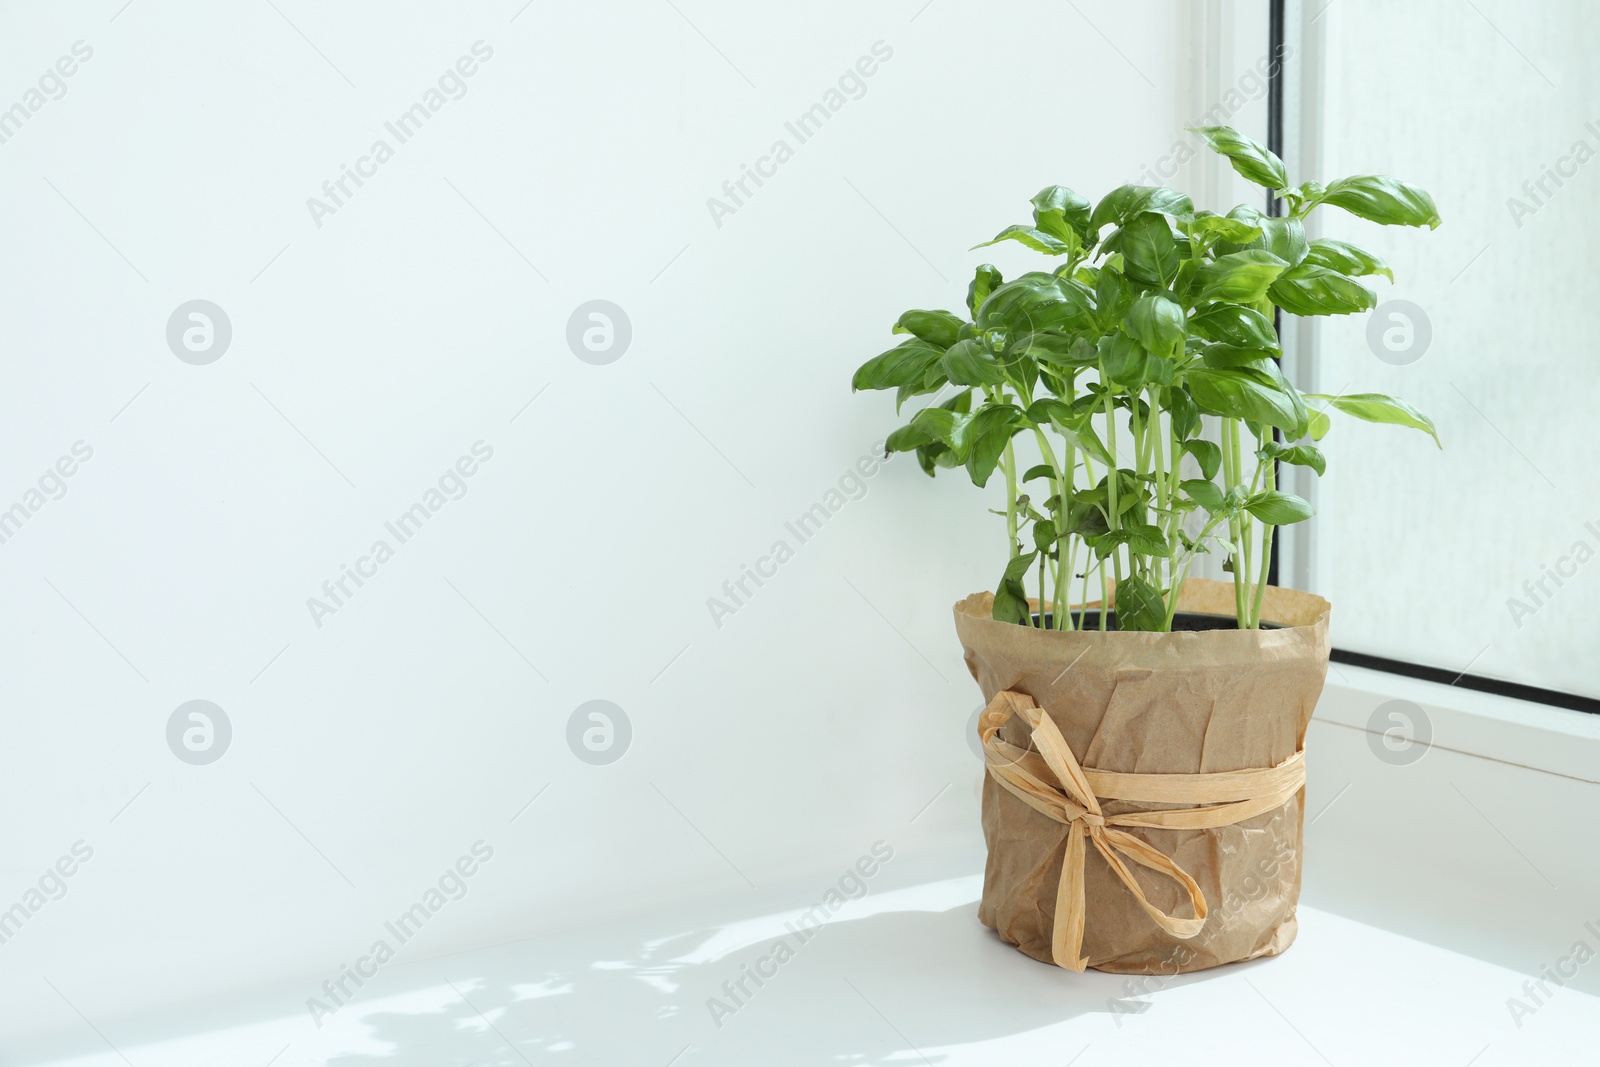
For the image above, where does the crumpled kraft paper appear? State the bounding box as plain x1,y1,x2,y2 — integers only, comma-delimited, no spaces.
954,578,1331,974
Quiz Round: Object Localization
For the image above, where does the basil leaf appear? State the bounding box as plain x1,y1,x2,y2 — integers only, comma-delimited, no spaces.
1119,212,1181,288
973,224,1077,256
1191,250,1290,304
1303,238,1393,281
992,551,1039,624
1031,185,1094,246
852,339,943,391
1305,392,1441,448
1114,574,1167,631
892,309,963,348
1189,302,1279,350
1184,439,1222,480
1182,478,1227,513
1089,184,1195,235
1316,175,1442,229
1190,126,1289,191
1188,366,1304,434
1261,441,1327,476
966,264,1003,319
1123,293,1186,360
941,338,1007,386
1269,264,1377,317
1244,490,1316,525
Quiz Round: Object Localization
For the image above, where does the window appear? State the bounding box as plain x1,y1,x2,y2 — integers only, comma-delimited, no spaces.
1277,0,1600,705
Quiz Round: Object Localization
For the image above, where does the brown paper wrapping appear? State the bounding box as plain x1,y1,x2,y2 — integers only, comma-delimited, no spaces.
955,578,1331,974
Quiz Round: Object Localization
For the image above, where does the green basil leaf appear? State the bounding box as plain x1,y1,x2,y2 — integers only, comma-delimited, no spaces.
976,272,1095,334
1255,216,1309,268
1020,331,1098,371
1184,439,1222,480
1119,212,1181,288
965,404,1027,487
1022,463,1057,483
885,422,933,453
973,224,1077,256
1261,441,1326,476
1316,175,1442,229
1190,126,1289,191
992,550,1039,624
852,338,944,391
1200,343,1278,370
1031,185,1094,246
1191,250,1290,304
892,309,963,348
1025,398,1074,429
1122,292,1186,360
1032,519,1059,553
1114,574,1167,632
1184,213,1262,245
908,405,965,448
1188,366,1303,434
1093,265,1134,330
1181,478,1227,513
1244,490,1316,525
1098,333,1151,388
966,264,1003,319
1088,184,1195,235
1189,302,1281,350
1123,524,1173,558
1165,386,1199,440
913,441,949,476
941,338,1007,386
1269,264,1376,317
1302,238,1393,282
1304,392,1441,448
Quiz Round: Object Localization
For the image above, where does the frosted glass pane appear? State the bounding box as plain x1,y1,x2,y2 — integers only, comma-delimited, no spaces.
1307,0,1600,699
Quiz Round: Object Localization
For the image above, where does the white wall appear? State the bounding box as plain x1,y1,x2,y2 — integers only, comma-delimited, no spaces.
0,0,1269,1040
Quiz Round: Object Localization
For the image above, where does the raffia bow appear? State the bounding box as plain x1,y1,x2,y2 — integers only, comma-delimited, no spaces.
978,689,1306,972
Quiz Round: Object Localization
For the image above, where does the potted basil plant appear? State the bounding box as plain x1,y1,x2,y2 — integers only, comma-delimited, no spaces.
852,126,1440,974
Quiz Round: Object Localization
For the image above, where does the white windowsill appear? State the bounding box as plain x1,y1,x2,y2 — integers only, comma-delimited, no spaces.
1314,661,1600,783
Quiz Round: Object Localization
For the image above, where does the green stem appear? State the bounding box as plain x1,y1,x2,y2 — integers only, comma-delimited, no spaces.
1103,391,1123,608
1029,425,1073,630
1222,418,1247,626
1250,456,1277,627
1001,439,1031,627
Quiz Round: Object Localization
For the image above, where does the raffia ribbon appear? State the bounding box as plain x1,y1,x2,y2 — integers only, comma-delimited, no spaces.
979,689,1306,972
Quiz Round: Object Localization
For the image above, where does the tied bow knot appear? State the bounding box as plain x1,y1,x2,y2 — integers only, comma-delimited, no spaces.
978,689,1306,972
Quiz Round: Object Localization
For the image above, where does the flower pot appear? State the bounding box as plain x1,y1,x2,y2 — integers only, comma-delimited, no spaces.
954,578,1331,974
